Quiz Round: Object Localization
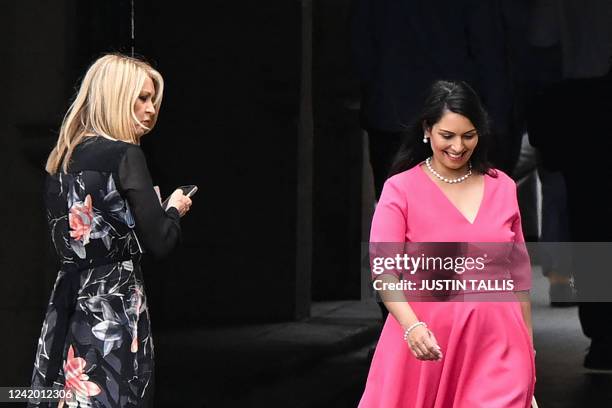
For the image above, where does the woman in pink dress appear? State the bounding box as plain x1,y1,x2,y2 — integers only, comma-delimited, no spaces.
359,80,536,407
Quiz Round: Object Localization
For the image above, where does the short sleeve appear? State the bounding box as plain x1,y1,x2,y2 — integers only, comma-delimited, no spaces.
370,177,408,280
508,181,532,291
370,177,408,243
118,145,181,259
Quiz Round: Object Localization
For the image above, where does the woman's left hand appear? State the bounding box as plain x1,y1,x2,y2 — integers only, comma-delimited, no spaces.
407,326,443,361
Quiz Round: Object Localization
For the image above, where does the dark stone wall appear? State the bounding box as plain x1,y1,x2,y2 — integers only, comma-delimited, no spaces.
133,0,312,325
0,0,76,387
312,0,363,300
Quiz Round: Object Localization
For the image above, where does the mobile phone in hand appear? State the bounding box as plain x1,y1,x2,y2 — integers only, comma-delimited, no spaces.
161,185,198,210
180,185,198,198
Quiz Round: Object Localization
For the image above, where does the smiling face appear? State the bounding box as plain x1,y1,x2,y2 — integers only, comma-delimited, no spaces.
425,110,478,175
134,75,156,137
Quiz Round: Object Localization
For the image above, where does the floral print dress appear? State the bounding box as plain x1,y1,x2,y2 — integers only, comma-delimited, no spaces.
29,136,181,408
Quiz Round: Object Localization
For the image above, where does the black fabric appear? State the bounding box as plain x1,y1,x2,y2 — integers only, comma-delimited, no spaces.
579,303,612,342
42,270,80,389
69,136,132,173
117,144,181,259
30,136,180,408
551,77,612,343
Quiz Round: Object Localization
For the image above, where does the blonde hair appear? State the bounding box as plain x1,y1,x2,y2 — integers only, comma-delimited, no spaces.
46,53,164,174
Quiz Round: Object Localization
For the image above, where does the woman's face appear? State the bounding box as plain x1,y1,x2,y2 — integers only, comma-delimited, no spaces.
134,75,156,137
425,110,478,172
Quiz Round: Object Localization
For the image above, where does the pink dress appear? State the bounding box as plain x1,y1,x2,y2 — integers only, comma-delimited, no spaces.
359,165,536,408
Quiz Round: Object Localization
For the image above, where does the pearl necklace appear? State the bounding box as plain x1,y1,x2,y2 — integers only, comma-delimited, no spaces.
425,157,472,184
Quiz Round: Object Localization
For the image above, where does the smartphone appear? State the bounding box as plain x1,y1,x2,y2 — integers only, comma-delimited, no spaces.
180,185,198,198
161,185,198,210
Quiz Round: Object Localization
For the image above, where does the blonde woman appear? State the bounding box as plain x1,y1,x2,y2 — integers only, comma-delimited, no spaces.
28,54,192,407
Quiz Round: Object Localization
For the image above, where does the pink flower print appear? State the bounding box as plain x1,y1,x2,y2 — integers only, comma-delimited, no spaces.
63,345,101,397
131,333,139,353
69,195,94,244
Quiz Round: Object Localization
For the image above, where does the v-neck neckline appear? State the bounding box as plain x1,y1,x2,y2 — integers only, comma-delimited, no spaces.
418,163,487,225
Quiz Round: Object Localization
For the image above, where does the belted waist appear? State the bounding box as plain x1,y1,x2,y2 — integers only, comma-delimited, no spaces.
61,254,140,273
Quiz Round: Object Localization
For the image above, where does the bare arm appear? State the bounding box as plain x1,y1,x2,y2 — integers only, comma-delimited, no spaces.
370,178,441,361
376,273,442,361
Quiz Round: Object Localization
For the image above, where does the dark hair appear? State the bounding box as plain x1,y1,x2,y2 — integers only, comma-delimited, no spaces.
389,80,496,177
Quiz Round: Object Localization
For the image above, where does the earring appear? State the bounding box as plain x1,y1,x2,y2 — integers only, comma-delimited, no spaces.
423,134,428,143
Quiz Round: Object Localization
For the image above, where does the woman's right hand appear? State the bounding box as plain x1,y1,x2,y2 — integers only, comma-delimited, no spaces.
406,325,443,361
167,189,192,217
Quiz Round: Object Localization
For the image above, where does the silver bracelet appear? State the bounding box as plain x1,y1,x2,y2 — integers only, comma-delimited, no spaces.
403,321,427,341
